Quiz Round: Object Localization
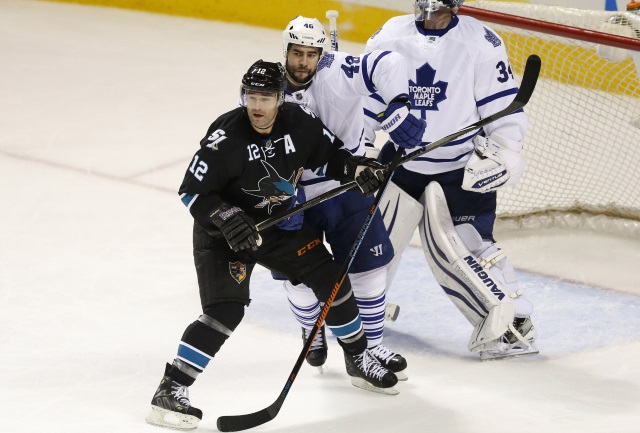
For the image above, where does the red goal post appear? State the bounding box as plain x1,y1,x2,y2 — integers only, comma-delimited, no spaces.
458,1,640,236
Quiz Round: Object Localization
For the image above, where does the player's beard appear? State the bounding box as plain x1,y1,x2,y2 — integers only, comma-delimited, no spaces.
286,63,315,86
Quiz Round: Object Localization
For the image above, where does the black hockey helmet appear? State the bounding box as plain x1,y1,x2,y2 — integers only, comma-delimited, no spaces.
240,60,286,106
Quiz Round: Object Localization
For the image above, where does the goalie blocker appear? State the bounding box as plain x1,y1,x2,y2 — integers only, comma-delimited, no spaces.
418,181,538,359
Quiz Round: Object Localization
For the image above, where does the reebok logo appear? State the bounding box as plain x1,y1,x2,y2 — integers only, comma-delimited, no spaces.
463,256,505,300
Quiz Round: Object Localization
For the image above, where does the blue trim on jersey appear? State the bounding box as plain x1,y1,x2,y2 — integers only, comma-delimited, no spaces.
328,316,363,337
177,343,211,370
369,92,386,105
364,108,378,120
476,88,518,107
367,51,393,94
361,53,377,94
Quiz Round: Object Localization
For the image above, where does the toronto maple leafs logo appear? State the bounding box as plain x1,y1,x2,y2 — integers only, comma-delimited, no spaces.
409,63,448,114
318,53,335,71
484,28,501,47
242,160,304,214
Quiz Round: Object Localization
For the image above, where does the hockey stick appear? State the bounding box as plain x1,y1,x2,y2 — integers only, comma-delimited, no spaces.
326,10,339,51
216,148,405,432
255,54,541,232
255,181,356,231
397,54,541,166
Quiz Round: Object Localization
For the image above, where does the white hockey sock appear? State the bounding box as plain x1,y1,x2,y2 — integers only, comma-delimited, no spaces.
351,267,387,348
283,280,321,330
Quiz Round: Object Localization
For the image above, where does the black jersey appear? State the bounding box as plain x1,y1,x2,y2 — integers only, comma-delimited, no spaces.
179,103,350,233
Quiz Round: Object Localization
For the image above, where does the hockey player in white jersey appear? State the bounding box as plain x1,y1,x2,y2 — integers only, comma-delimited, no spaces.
365,1,538,360
273,16,426,389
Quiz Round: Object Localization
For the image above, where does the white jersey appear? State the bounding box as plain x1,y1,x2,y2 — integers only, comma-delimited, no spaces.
364,14,527,175
285,49,410,199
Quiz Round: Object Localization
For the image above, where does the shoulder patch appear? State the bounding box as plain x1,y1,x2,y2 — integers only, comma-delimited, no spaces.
483,27,501,48
318,53,335,71
205,129,227,150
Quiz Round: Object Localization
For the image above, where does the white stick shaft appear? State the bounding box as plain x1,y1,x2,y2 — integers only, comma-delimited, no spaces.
326,10,339,51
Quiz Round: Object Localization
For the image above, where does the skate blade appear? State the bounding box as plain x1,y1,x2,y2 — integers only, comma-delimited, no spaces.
349,377,399,395
394,370,408,381
480,344,539,361
146,405,200,430
315,364,328,374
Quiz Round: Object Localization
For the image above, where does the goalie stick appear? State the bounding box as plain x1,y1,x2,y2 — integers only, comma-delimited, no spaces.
256,54,542,232
216,148,405,432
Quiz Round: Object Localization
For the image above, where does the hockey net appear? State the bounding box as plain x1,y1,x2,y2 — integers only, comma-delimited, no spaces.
460,1,640,236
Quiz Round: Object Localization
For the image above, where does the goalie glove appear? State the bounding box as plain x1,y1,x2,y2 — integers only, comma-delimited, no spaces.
210,203,262,252
462,135,526,193
343,156,388,196
378,96,426,149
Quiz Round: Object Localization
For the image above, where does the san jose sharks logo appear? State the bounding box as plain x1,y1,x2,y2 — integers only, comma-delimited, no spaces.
243,160,304,214
409,63,448,116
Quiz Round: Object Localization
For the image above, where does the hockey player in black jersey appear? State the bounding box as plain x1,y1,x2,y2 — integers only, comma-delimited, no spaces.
146,60,399,430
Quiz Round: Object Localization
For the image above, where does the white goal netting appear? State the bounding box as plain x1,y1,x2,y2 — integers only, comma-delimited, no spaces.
463,1,640,235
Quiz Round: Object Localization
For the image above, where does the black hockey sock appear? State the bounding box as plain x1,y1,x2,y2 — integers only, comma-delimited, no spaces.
171,302,245,380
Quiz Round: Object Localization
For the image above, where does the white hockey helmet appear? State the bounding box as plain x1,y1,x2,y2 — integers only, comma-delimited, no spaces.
415,0,464,21
282,16,328,58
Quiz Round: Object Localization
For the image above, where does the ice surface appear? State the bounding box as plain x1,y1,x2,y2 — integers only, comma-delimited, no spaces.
1,1,639,432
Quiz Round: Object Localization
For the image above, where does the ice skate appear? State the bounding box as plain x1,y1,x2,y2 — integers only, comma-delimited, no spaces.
480,317,539,361
344,348,399,395
146,364,202,430
302,324,328,373
369,344,408,381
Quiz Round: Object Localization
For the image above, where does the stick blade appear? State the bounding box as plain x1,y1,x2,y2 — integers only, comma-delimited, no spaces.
515,54,541,106
217,402,281,432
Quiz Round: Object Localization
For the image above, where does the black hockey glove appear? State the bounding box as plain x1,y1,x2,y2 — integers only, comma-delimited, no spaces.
343,156,388,196
209,203,262,252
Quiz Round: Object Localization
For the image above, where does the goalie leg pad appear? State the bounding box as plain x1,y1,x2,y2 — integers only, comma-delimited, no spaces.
419,181,515,351
379,180,424,289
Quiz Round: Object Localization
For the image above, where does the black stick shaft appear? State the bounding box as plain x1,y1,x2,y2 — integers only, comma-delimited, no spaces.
216,54,542,432
216,148,404,432
256,54,541,232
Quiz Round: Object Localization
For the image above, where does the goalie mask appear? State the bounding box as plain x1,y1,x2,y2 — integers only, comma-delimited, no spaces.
414,0,464,21
240,60,286,108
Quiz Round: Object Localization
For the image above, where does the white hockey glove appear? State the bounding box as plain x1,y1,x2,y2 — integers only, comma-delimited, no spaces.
462,135,526,193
